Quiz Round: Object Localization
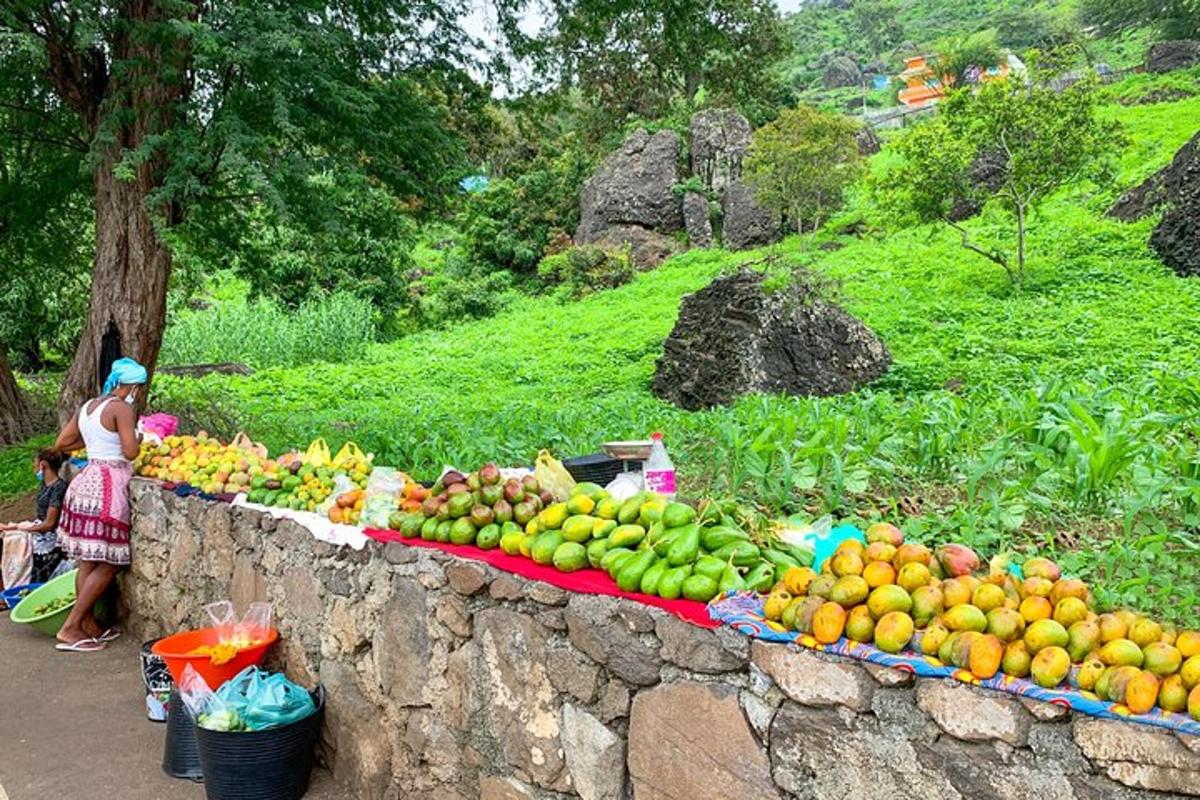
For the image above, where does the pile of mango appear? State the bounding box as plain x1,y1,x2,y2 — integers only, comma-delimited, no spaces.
765,523,1200,720
387,475,813,603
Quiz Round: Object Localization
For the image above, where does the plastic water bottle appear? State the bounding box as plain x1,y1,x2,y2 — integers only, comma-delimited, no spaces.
643,432,677,500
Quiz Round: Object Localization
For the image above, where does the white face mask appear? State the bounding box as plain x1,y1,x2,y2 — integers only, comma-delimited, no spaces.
124,391,137,406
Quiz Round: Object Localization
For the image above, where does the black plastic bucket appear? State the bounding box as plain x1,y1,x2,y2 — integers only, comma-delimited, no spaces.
563,453,625,487
162,689,204,781
194,686,324,800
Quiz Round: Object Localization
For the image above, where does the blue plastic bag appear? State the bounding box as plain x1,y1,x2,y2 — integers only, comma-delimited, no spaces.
214,666,316,732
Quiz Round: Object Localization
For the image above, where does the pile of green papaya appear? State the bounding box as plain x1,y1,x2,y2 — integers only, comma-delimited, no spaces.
386,471,813,604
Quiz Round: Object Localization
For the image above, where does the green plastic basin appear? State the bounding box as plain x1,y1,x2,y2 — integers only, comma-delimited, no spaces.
11,570,78,636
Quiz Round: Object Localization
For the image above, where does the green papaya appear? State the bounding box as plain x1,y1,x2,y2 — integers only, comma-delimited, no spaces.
609,524,647,549
700,525,750,552
712,541,762,566
661,502,696,529
657,565,692,600
744,562,777,593
562,515,597,543
421,517,439,541
531,530,564,565
650,524,676,557
693,555,726,582
682,574,720,602
616,550,657,592
447,492,474,519
775,542,815,567
501,520,523,536
666,523,700,566
586,538,610,569
592,519,617,539
500,530,524,555
435,520,453,542
761,548,801,570
640,558,669,596
602,547,636,577
617,495,645,525
553,542,588,572
719,564,747,594
450,518,477,545
400,513,425,538
476,523,501,550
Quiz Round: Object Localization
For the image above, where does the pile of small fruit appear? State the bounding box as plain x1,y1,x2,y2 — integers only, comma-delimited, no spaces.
763,523,1200,719
33,593,75,616
386,465,813,603
134,433,267,493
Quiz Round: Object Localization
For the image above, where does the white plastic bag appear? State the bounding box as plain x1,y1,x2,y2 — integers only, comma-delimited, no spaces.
360,467,406,528
203,600,236,643
604,472,643,502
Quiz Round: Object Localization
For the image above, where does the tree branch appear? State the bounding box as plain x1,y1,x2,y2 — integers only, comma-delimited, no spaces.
943,215,1014,281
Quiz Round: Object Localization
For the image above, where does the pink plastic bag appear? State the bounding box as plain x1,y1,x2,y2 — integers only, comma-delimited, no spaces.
139,413,178,439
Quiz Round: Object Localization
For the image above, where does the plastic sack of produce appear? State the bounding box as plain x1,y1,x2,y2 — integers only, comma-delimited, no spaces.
775,515,853,572
316,474,357,517
230,431,268,459
180,664,315,732
333,441,371,469
304,438,332,467
534,450,576,502
359,467,406,528
138,412,178,440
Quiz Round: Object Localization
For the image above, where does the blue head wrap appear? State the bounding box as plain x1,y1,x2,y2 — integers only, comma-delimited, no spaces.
102,357,148,395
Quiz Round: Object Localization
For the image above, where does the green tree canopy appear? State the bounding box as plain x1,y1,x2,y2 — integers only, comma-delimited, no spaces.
1080,0,1200,41
743,104,864,234
881,77,1114,283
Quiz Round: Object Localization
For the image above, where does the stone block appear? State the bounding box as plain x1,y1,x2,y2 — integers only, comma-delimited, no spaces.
435,594,472,638
383,541,418,564
446,561,488,595
526,581,568,606
629,681,778,800
489,575,524,601
373,576,430,706
1020,696,1070,722
561,703,626,800
1101,762,1200,796
479,776,537,800
547,644,601,704
864,662,914,687
656,615,747,674
1074,717,1200,771
596,680,631,723
916,680,1031,747
566,595,662,686
751,641,874,712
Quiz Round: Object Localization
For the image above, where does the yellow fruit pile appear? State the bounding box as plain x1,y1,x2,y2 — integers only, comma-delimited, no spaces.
133,432,267,494
764,523,1200,720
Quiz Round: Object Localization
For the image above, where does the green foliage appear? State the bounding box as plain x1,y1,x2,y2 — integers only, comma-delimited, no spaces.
524,0,790,126
0,435,52,502
460,135,595,275
159,289,375,370
932,30,1003,88
880,78,1115,281
1099,65,1200,105
538,245,635,297
1081,0,1200,40
398,250,523,334
850,0,904,58
743,105,865,233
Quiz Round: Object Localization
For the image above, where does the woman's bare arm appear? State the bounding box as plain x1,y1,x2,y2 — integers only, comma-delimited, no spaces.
53,415,83,453
111,401,142,461
21,506,60,533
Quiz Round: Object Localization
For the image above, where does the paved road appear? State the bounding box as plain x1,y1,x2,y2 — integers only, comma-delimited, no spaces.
0,615,348,800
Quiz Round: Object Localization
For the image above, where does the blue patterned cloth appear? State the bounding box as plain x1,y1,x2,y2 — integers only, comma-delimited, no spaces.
709,591,1200,736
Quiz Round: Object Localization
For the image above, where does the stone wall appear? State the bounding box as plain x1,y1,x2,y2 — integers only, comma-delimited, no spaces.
123,481,1200,800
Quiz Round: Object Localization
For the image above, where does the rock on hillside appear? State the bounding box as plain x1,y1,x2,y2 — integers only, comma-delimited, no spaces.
653,268,891,410
1146,40,1200,73
690,108,753,194
823,56,862,89
1108,131,1200,277
722,181,782,251
576,129,683,267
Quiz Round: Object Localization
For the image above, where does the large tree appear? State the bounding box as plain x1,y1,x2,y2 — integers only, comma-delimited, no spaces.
0,1,496,424
0,346,31,445
522,0,789,124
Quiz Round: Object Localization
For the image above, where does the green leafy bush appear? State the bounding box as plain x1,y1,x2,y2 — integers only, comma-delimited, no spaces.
159,291,375,369
538,245,635,297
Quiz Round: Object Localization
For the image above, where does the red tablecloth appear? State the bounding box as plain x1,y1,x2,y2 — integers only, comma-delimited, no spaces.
364,528,718,628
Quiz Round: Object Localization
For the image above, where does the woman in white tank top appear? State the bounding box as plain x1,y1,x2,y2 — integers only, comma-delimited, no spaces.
49,358,147,652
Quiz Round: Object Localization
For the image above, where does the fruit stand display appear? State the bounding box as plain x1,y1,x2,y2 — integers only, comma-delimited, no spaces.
132,433,1200,728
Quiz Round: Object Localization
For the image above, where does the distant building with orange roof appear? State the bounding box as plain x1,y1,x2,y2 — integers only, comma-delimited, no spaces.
896,53,1024,109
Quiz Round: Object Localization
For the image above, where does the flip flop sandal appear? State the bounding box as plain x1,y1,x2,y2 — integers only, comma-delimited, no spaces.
55,638,107,653
98,627,122,643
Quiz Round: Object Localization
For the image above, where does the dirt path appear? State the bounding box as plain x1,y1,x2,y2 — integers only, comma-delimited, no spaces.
0,615,349,800
0,492,35,524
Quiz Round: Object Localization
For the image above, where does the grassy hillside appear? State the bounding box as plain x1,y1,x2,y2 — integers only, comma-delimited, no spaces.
150,94,1200,619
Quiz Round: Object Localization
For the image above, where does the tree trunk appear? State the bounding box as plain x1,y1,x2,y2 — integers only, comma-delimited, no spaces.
1015,203,1026,281
55,1,193,425
0,346,33,446
57,160,174,425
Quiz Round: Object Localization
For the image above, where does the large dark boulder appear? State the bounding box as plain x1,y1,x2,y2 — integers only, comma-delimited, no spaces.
653,269,891,410
823,56,862,89
589,224,682,270
721,181,782,250
1108,131,1199,220
577,129,683,243
1146,40,1200,74
1107,131,1200,276
689,109,753,194
683,192,713,248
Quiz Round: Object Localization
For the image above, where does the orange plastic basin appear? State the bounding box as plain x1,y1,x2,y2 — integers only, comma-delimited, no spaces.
152,627,278,689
